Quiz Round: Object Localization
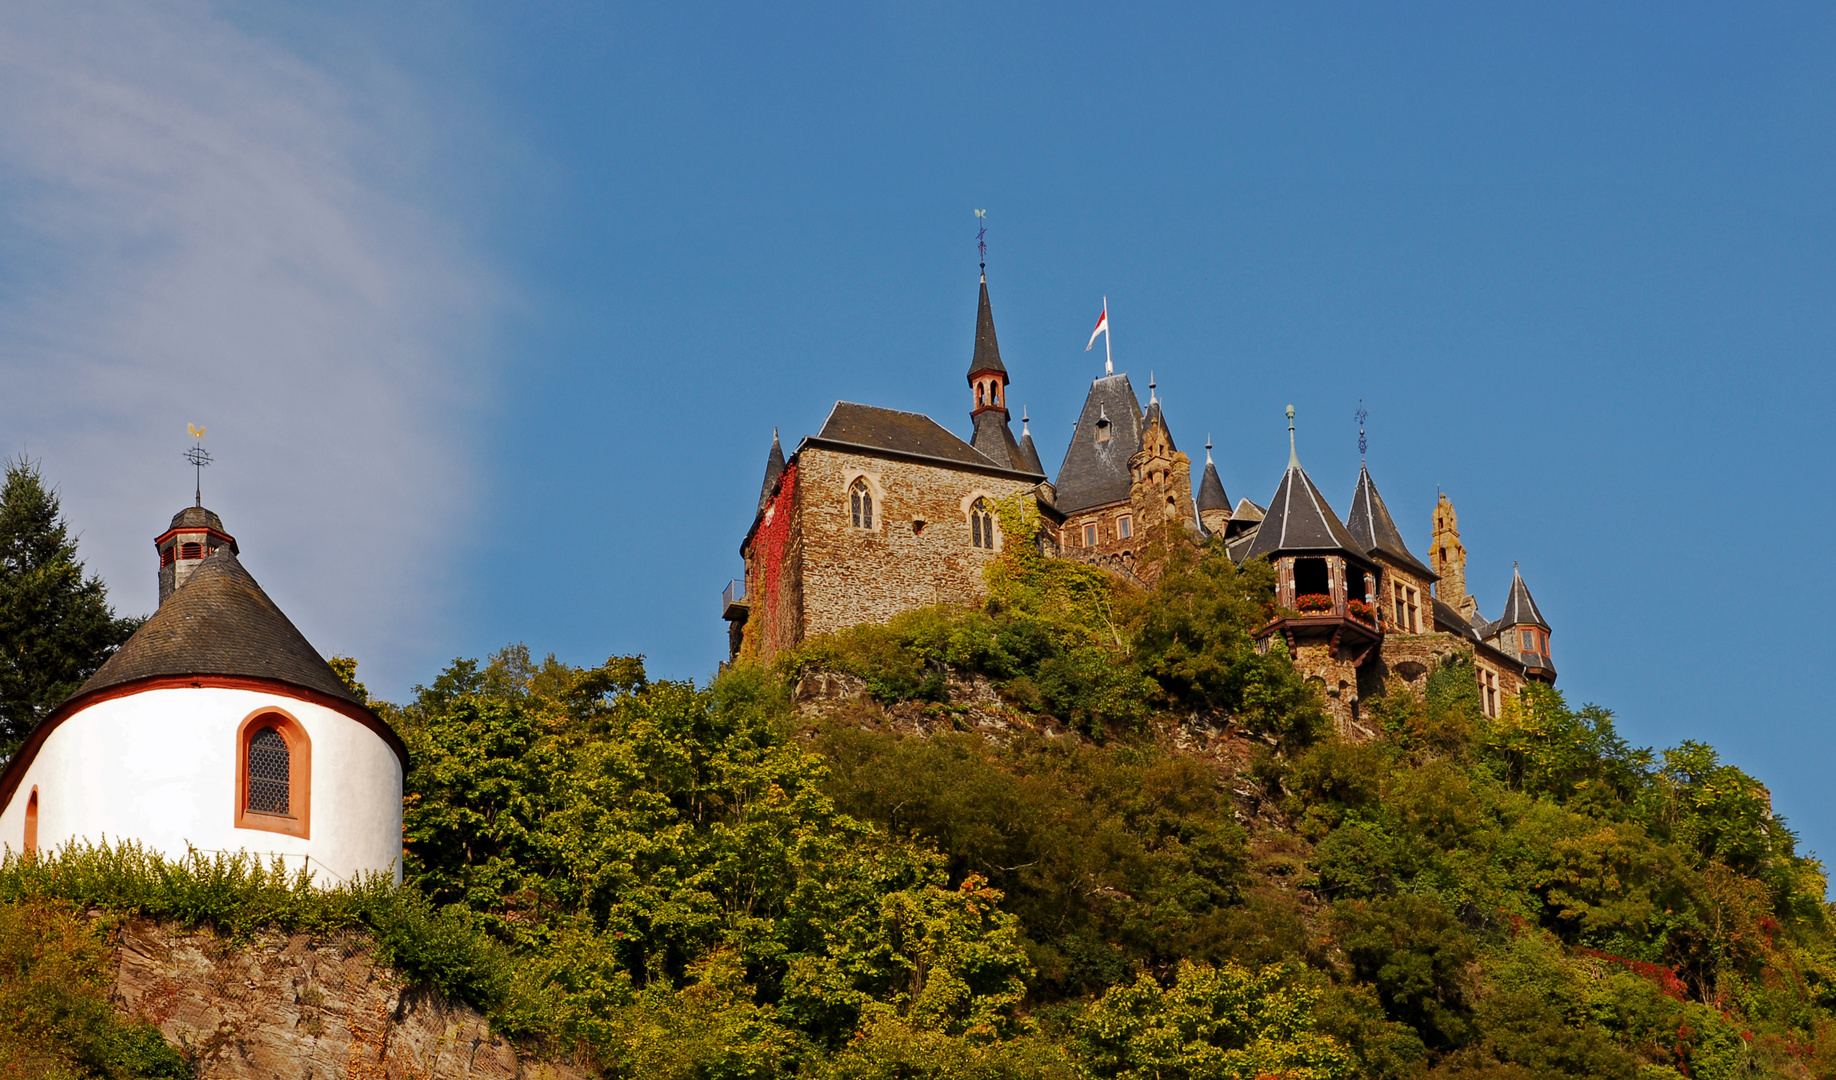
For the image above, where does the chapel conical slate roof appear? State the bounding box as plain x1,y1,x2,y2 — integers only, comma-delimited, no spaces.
73,546,366,708
967,275,1007,379
1346,464,1434,580
1497,566,1549,630
167,505,229,534
1241,459,1367,564
1142,398,1177,452
1054,374,1145,515
759,429,786,508
1197,456,1230,513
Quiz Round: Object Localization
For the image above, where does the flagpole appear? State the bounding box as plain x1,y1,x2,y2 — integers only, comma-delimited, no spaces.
1104,296,1113,375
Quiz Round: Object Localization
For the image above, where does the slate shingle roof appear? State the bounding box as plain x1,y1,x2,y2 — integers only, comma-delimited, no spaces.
1018,423,1044,475
1241,462,1368,564
165,506,228,533
1197,459,1230,513
1498,567,1550,630
810,402,1040,477
74,547,364,707
759,429,786,509
1346,464,1435,580
971,408,1027,471
1054,374,1144,515
967,275,1007,379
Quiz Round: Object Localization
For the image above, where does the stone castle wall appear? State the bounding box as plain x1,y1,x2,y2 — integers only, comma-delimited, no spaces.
747,447,1038,660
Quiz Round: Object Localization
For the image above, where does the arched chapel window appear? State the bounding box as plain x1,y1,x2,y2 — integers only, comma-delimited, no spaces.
970,499,995,549
850,480,874,529
247,728,290,815
236,711,310,838
23,787,37,856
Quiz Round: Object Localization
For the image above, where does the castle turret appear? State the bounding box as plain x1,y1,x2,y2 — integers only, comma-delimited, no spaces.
1495,565,1555,684
1018,409,1045,475
1429,493,1476,622
966,273,1032,473
1196,438,1231,535
1346,463,1437,634
155,505,238,605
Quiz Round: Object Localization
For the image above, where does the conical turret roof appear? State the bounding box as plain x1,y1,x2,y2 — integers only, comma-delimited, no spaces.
1498,566,1549,630
74,547,368,708
1241,459,1367,564
967,275,1007,380
1346,464,1434,580
1018,413,1044,474
1197,449,1230,513
759,429,786,508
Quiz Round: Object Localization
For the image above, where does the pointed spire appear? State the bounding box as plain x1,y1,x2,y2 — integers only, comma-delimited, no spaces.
1018,407,1044,474
1206,435,1213,466
967,275,1007,380
759,428,786,509
1286,405,1299,470
1499,564,1550,630
1347,461,1433,579
1196,455,1230,513
1149,371,1157,406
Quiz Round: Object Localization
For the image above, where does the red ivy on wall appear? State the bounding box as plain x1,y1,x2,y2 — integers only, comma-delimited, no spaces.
755,463,798,629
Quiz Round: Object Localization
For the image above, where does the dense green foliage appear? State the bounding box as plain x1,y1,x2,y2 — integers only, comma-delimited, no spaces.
6,490,1836,1078
0,458,140,747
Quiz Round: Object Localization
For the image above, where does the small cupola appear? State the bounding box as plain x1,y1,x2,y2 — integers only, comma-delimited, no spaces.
155,506,238,604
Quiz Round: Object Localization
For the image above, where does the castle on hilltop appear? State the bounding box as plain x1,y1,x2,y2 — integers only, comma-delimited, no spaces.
725,269,1555,736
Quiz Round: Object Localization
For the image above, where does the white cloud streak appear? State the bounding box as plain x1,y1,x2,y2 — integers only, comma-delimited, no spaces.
0,2,495,695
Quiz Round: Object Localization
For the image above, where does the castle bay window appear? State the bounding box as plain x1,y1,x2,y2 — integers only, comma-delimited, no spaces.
235,710,310,838
1292,558,1330,608
849,480,874,529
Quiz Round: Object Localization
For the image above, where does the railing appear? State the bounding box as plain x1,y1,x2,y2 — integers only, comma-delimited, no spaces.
722,578,749,620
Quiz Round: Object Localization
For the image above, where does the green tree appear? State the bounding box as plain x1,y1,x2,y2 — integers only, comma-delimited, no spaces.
0,458,140,748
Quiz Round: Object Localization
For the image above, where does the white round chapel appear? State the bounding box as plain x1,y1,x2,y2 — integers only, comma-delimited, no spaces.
0,505,405,884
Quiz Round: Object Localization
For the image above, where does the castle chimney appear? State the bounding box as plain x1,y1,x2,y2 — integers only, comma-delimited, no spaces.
155,506,238,605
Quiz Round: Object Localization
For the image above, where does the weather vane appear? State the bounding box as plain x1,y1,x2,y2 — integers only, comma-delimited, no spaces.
1356,400,1368,460
183,423,212,508
975,209,987,269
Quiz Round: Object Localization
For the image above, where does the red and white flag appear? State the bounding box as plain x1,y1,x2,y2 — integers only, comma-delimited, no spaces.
1085,303,1109,352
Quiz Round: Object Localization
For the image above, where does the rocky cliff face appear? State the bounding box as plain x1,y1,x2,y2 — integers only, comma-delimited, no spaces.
109,918,588,1079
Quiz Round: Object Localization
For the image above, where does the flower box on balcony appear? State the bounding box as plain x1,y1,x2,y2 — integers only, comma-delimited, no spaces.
1294,593,1334,614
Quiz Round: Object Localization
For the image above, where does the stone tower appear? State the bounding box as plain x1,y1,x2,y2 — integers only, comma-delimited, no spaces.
1429,493,1476,621
1128,384,1197,580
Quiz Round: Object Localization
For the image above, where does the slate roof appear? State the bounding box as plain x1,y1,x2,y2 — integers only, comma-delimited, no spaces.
1142,399,1177,451
1241,461,1370,565
810,402,1040,477
967,275,1006,379
1346,464,1435,580
166,506,228,533
759,429,786,508
1197,457,1230,513
1054,374,1145,515
1432,597,1481,642
1498,567,1550,630
1231,497,1265,523
971,409,1027,472
73,547,365,708
1017,420,1045,475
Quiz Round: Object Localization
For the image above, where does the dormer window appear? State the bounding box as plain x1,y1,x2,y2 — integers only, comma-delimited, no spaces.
1096,419,1111,443
850,480,874,529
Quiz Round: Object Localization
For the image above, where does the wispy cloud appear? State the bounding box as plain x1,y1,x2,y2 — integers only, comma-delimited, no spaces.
0,2,495,694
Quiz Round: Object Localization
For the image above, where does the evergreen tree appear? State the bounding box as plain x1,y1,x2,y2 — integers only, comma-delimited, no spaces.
0,458,140,749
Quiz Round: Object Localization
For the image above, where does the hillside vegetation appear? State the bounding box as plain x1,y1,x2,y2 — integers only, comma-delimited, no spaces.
6,507,1835,1078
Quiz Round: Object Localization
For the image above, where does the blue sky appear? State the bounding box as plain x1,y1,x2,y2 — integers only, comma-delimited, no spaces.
4,3,1835,862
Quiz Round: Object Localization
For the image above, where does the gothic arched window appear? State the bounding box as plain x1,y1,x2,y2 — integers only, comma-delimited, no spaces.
236,710,310,838
850,480,874,529
970,499,995,549
23,787,37,857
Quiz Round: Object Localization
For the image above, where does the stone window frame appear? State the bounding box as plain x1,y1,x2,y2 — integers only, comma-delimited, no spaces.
1116,514,1132,540
235,706,311,839
959,490,1000,551
844,470,886,532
